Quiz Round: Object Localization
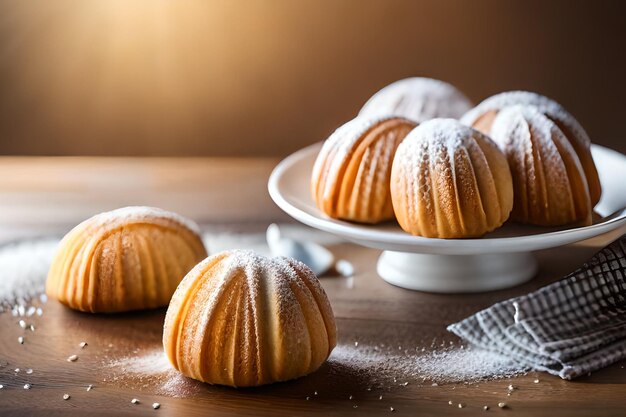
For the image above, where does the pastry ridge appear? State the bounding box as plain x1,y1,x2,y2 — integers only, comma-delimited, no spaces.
46,206,207,313
489,105,592,226
460,90,601,206
390,118,514,238
163,250,337,387
311,116,417,223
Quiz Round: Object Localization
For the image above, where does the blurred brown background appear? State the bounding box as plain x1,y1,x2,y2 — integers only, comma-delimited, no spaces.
0,0,624,156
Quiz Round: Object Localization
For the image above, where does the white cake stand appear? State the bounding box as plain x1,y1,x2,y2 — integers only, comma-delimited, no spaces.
268,143,626,293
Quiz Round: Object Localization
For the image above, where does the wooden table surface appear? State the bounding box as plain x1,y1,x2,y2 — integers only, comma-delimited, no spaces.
0,157,624,417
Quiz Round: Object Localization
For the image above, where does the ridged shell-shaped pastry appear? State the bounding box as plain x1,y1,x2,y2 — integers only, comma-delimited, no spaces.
311,116,417,223
460,90,601,206
163,250,337,387
390,119,513,238
46,206,208,313
489,105,592,226
359,77,473,122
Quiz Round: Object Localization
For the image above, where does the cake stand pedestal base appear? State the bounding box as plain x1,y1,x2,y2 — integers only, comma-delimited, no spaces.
376,251,538,293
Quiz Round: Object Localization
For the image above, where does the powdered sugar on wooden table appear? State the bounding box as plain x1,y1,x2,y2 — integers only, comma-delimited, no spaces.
329,341,526,386
106,349,201,397
0,231,528,398
103,339,527,399
411,346,527,383
0,238,59,308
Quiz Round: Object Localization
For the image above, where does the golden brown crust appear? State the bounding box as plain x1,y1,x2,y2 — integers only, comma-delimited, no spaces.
311,116,417,224
45,207,207,313
489,106,592,226
550,117,602,208
460,91,601,206
390,119,513,238
162,250,337,387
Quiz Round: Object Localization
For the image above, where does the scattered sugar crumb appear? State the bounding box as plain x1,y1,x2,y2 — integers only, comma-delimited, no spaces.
412,346,527,383
328,342,526,385
0,238,58,307
106,349,200,397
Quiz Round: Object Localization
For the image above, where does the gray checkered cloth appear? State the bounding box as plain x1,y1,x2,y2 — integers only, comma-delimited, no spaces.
448,235,626,379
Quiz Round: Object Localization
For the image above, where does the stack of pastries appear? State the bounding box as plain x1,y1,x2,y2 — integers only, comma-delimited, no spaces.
311,77,602,238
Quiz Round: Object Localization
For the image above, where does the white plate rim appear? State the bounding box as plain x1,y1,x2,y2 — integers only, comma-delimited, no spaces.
268,143,626,255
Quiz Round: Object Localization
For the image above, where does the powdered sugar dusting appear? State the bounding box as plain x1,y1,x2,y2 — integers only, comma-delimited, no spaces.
84,206,202,236
313,116,399,206
460,90,591,147
359,77,473,122
392,118,482,215
106,349,201,397
104,341,527,398
312,117,382,196
490,105,588,221
313,116,416,223
0,238,58,307
403,119,475,158
411,346,526,383
328,342,526,385
490,105,567,168
109,350,172,375
163,249,336,386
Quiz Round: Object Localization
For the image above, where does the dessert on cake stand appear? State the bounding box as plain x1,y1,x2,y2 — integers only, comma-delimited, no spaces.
269,143,626,293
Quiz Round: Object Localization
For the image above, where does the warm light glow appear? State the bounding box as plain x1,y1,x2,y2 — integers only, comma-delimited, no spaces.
0,1,622,156
0,0,288,154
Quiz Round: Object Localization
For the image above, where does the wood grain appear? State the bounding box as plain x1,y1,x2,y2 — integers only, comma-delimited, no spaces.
0,157,288,243
0,157,624,416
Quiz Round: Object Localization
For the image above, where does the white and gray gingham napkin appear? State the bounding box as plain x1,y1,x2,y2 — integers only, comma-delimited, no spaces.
448,235,626,379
